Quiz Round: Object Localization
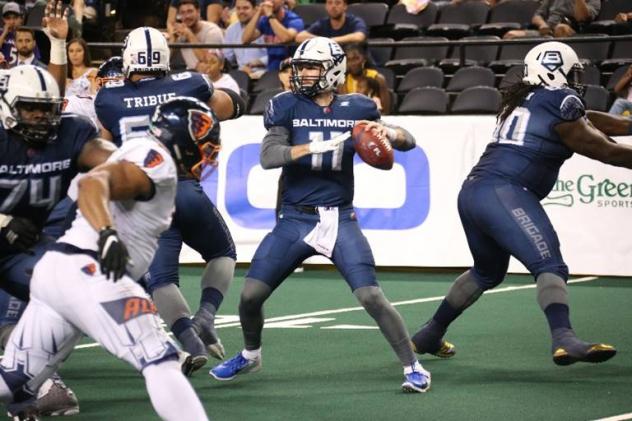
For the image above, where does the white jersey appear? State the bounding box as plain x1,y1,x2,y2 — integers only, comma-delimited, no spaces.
63,95,98,129
60,136,177,280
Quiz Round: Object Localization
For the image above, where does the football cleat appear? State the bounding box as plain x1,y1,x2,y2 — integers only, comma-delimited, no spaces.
551,328,617,366
35,376,79,416
209,352,261,381
402,366,431,393
411,320,456,358
178,328,209,376
192,308,225,360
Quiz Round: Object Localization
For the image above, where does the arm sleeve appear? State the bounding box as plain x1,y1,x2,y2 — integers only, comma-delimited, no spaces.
535,0,550,19
288,15,305,32
552,89,586,122
260,126,293,169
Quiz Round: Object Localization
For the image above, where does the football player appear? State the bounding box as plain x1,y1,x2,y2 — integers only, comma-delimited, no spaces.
411,41,632,366
210,37,431,393
0,97,214,421
0,64,117,418
94,26,246,375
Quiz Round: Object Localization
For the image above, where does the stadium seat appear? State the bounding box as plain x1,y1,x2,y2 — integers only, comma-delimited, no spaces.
376,66,396,90
397,67,444,93
439,35,501,73
252,70,281,93
398,87,449,115
250,88,284,115
294,4,328,27
372,3,438,40
348,3,389,28
600,40,632,72
489,38,540,73
582,64,601,87
497,64,523,90
582,85,611,112
451,86,501,114
170,49,187,72
585,0,630,34
384,36,449,75
426,1,490,40
229,70,250,94
25,2,45,27
606,65,630,91
565,34,610,66
446,66,495,92
369,38,395,67
477,0,539,37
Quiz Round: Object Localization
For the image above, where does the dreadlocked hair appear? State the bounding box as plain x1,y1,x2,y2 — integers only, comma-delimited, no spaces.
498,81,537,124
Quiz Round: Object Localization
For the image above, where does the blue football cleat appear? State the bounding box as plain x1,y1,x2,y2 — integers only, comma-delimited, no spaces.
209,352,261,381
402,366,431,393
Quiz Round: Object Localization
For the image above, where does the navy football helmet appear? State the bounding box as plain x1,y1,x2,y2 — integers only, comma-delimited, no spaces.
96,56,124,87
149,96,220,180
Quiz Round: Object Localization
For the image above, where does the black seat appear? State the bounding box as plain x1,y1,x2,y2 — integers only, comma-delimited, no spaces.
489,38,540,73
565,34,610,66
582,85,610,112
398,87,449,115
369,38,394,67
606,65,630,91
426,2,490,40
397,67,444,93
372,3,438,39
439,35,500,72
376,66,396,90
451,86,501,114
294,3,328,27
229,69,250,93
25,2,45,27
498,65,524,90
477,0,539,37
384,36,449,75
250,88,284,115
348,3,389,28
446,66,495,92
252,70,281,93
582,64,601,86
584,0,630,34
600,40,632,72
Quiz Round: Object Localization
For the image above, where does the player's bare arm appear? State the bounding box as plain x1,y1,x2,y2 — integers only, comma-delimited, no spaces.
43,0,69,96
77,138,117,171
585,110,632,136
556,117,632,168
209,89,245,121
358,120,416,150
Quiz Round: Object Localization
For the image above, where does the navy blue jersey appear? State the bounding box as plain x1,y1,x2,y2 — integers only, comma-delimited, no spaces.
469,87,584,199
264,92,380,207
0,115,96,228
94,71,213,146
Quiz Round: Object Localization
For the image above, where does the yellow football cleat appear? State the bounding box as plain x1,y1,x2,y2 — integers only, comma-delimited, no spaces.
553,343,617,366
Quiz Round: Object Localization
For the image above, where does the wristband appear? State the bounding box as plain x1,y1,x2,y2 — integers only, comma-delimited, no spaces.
0,213,12,228
48,36,67,65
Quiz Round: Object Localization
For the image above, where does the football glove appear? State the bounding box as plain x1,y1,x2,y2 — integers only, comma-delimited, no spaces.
0,214,40,251
97,227,129,281
308,132,350,154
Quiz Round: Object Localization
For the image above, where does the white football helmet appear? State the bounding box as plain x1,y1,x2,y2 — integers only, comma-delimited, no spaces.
122,27,170,77
291,37,346,97
523,41,583,92
0,65,63,146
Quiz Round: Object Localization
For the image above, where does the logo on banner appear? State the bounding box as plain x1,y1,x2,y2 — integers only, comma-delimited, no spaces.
544,174,632,208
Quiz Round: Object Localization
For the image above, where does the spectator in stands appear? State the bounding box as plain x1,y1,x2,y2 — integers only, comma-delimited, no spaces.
341,43,391,114
504,0,600,39
608,65,632,117
66,37,97,96
242,0,304,72
199,49,241,94
12,27,45,68
295,0,367,44
167,0,225,30
170,0,224,71
0,2,23,67
278,57,292,91
612,10,632,35
223,0,268,79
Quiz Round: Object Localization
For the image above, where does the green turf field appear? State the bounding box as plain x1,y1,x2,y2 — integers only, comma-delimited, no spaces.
53,268,632,420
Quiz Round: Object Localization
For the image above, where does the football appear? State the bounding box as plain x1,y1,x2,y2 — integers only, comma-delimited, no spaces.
351,122,394,170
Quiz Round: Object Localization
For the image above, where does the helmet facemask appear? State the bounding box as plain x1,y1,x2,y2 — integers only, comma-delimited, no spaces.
6,96,62,147
290,59,327,97
566,63,585,96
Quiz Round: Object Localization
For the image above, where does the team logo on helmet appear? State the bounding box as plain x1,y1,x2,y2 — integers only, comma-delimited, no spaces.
187,109,213,141
540,51,563,72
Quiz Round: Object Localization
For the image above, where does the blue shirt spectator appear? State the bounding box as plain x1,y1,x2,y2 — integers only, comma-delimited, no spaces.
296,0,367,44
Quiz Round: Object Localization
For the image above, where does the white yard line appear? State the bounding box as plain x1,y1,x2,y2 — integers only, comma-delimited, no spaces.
592,413,632,421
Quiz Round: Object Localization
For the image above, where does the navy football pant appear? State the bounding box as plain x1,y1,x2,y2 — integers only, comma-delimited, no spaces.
145,179,236,292
247,206,377,291
458,177,568,290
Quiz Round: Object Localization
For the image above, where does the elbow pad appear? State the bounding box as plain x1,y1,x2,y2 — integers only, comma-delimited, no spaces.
217,88,246,120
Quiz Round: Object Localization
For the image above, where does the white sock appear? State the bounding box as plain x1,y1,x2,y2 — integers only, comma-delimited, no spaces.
144,360,208,421
242,348,261,360
403,360,424,375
